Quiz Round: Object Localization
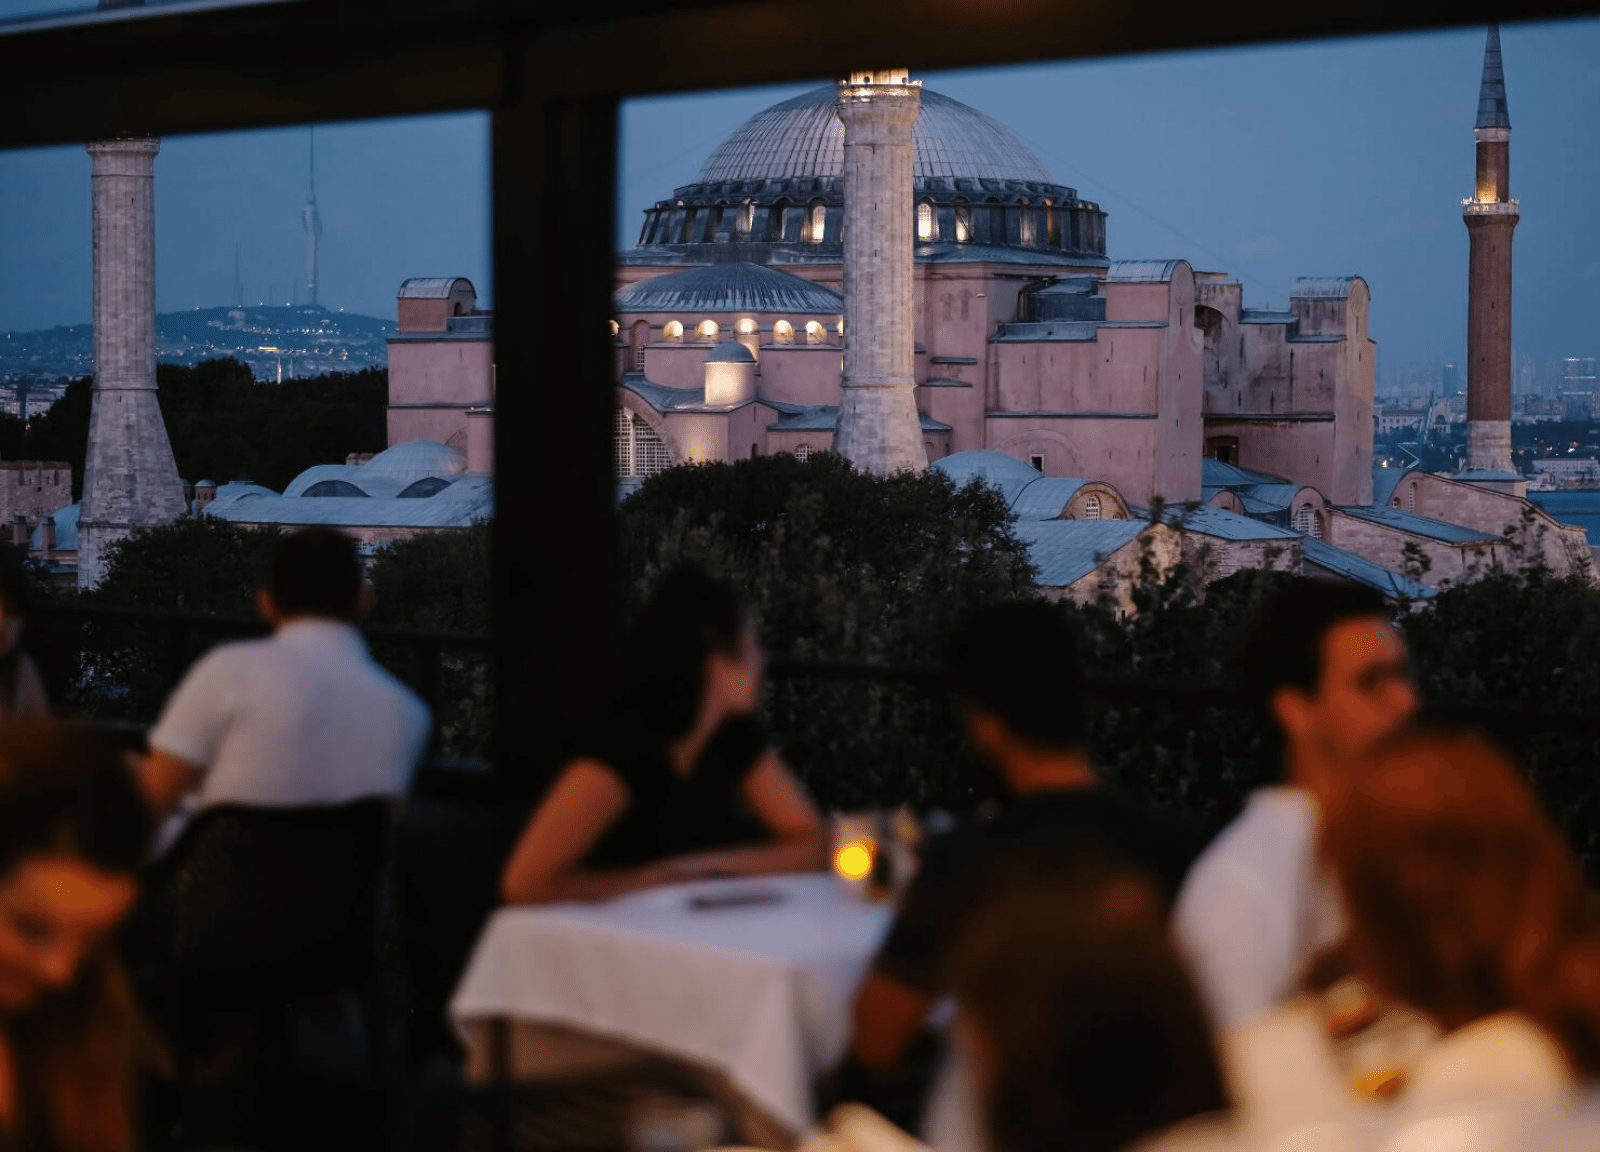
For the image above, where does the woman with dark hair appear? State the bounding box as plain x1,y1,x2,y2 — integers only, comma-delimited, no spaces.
501,565,826,905
1315,725,1600,1105
0,549,49,722
0,718,153,1152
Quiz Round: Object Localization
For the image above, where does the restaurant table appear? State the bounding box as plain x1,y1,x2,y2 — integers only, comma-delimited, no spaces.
450,872,894,1146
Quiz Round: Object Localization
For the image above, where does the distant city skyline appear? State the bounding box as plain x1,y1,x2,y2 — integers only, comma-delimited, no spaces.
1,17,1597,373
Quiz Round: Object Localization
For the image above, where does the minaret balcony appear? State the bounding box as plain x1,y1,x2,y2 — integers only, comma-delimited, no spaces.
1462,197,1520,217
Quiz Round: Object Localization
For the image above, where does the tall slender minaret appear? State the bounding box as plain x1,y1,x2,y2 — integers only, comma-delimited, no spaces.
79,136,187,587
831,69,926,476
1462,24,1519,478
302,128,322,308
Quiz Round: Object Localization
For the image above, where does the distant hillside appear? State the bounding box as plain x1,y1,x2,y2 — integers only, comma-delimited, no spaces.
0,304,394,384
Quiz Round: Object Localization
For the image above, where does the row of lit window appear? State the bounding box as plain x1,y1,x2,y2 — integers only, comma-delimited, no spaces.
609,318,841,345
650,196,1081,249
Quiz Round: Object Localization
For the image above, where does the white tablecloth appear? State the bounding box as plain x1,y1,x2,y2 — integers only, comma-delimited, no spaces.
450,872,893,1135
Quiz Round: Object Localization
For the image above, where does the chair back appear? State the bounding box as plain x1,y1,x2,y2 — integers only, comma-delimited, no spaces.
152,797,394,988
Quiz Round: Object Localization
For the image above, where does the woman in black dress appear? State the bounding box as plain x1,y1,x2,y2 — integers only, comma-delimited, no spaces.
501,566,826,905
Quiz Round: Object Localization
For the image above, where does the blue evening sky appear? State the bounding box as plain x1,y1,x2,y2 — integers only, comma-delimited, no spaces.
1,12,1596,377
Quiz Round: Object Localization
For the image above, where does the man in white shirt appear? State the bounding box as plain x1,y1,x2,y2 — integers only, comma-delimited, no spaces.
141,527,431,819
1172,580,1417,1032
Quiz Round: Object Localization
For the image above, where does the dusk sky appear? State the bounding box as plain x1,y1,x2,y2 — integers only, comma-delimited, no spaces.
1,12,1597,378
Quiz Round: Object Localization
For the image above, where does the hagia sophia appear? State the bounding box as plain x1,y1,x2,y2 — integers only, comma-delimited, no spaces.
32,27,1595,606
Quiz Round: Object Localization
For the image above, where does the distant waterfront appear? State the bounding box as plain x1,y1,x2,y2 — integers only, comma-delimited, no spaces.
1531,490,1600,544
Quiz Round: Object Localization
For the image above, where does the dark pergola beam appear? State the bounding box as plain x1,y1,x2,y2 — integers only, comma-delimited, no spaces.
3,0,1598,148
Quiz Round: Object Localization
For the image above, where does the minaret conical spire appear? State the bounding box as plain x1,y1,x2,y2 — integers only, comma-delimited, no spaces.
1476,23,1510,129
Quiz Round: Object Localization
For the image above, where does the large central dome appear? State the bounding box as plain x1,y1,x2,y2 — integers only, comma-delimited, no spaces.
625,82,1107,267
691,86,1057,186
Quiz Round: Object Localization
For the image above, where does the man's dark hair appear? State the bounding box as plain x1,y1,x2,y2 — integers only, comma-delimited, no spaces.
1237,577,1391,718
265,528,364,621
946,601,1085,752
626,563,748,738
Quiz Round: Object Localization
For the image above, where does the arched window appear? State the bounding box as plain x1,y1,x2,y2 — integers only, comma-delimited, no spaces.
1084,494,1102,521
836,319,844,336
805,320,826,345
663,320,683,343
917,200,935,241
1294,506,1322,538
697,319,719,342
616,409,673,479
630,319,650,369
807,200,827,243
678,206,698,244
734,317,758,335
738,200,755,238
1407,485,1417,513
1043,199,1059,248
767,198,791,242
1017,198,1034,246
953,198,971,243
607,319,619,337
773,320,795,345
795,445,815,462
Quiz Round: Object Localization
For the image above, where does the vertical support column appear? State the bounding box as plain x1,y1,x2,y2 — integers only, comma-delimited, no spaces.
491,77,620,800
79,137,186,587
831,69,926,476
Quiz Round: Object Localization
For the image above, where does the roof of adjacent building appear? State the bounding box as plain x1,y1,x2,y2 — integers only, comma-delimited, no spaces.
764,403,951,433
1290,276,1362,299
1477,23,1511,129
914,243,1106,268
1012,519,1147,587
691,85,1057,186
1335,504,1500,544
1372,466,1408,507
1104,259,1184,283
1239,309,1298,325
207,473,492,529
29,503,77,552
1302,538,1437,601
397,277,475,299
1149,504,1300,541
1009,477,1094,520
615,263,843,316
1201,458,1291,487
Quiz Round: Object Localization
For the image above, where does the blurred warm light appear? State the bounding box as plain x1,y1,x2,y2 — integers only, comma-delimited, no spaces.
833,839,875,880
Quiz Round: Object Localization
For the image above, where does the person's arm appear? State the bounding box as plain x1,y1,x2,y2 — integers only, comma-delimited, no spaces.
652,751,828,882
848,972,936,1072
500,758,672,905
141,749,203,820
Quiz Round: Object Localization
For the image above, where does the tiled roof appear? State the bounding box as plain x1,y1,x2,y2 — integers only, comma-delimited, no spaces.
1149,504,1300,541
1290,277,1361,300
1335,504,1499,544
1201,458,1291,487
615,263,843,316
1013,519,1146,587
1302,538,1436,601
1104,260,1183,283
1008,477,1093,520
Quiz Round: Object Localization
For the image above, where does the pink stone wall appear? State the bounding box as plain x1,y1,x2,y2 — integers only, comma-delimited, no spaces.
1327,510,1504,584
387,338,493,449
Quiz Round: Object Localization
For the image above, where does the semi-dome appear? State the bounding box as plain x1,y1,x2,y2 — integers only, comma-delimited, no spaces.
627,85,1107,267
706,341,757,363
616,263,842,315
693,86,1055,185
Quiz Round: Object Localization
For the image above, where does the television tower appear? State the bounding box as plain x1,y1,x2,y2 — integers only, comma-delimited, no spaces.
302,127,322,308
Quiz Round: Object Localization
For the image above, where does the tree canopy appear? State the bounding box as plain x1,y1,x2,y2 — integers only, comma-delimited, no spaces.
14,359,387,500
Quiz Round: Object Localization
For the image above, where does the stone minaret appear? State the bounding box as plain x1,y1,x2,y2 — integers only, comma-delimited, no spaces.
1462,24,1518,477
831,70,926,475
78,137,187,587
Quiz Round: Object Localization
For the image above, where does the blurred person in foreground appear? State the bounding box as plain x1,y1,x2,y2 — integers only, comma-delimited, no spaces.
500,564,825,905
1173,579,1417,1033
1315,726,1600,1107
0,547,50,722
808,867,1231,1152
138,527,430,827
842,602,1206,1127
0,719,153,1152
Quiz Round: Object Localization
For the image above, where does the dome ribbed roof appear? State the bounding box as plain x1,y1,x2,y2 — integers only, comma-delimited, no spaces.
692,86,1055,186
616,263,843,315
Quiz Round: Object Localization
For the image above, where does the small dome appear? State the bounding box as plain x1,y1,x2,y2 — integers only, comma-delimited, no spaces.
195,479,217,489
360,440,469,482
616,263,842,316
933,450,1043,484
398,277,477,299
706,341,757,364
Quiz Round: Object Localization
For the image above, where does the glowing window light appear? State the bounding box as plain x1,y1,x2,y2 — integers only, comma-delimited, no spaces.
774,320,795,345
663,320,683,343
735,317,758,335
697,319,719,341
805,321,825,345
917,201,935,241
